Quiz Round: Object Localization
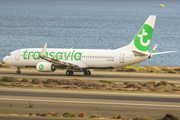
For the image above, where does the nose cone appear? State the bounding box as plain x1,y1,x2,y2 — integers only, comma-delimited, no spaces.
3,56,7,63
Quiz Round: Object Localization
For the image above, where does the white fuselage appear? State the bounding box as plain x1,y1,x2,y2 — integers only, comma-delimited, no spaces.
3,48,149,69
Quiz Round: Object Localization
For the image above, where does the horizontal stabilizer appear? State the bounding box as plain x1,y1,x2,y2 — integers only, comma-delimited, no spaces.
151,51,177,56
132,50,149,56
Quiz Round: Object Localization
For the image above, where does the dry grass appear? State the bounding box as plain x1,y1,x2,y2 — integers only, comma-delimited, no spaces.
1,76,17,82
123,81,132,85
162,114,179,120
73,78,83,82
57,80,70,85
114,65,180,74
35,113,41,116
78,112,86,118
117,114,123,119
99,80,114,84
21,78,30,82
0,62,10,68
32,78,42,84
43,79,59,84
116,66,142,72
133,115,151,120
0,75,179,93
48,111,58,117
44,84,54,88
0,83,10,86
28,113,33,116
90,114,100,118
63,112,76,118
0,109,179,120
77,81,89,87
112,115,117,119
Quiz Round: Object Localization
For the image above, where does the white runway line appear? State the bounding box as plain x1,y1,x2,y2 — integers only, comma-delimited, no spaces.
0,87,180,97
0,98,180,108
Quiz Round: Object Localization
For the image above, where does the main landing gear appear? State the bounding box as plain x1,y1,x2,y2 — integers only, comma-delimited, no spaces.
66,70,74,76
84,70,91,76
16,68,21,74
65,69,91,76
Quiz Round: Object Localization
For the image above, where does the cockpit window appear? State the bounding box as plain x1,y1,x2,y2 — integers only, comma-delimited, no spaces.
8,53,12,56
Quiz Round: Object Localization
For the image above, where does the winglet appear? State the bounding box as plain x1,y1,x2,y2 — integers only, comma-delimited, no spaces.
151,44,157,53
40,43,47,58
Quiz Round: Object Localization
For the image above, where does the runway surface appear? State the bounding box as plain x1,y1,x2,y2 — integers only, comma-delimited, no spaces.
0,87,180,119
0,68,180,119
0,116,75,120
1,68,180,84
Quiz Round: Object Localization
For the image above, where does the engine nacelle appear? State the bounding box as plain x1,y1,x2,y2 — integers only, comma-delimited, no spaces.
36,62,56,72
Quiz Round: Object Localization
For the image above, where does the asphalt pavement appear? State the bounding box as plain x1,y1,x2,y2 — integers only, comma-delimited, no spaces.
0,68,180,83
0,68,180,119
0,88,180,119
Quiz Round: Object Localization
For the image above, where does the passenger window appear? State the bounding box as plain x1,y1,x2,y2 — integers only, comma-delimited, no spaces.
8,53,12,56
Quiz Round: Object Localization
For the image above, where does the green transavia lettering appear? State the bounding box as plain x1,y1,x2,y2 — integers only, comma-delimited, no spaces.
23,50,82,61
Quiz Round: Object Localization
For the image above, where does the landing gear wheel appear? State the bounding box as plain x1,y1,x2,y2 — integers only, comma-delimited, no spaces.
66,71,69,75
66,71,74,76
69,71,73,76
84,70,91,76
84,71,88,76
16,69,21,74
88,71,91,75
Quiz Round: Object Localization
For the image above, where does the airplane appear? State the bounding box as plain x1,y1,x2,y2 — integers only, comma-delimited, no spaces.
3,15,176,76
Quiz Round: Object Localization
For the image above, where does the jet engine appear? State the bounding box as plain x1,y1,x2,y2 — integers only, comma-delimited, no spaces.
36,62,56,72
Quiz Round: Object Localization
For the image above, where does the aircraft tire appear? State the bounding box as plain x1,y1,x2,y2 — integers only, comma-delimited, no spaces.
66,71,69,76
70,71,74,76
16,70,21,74
66,71,74,76
84,71,88,76
88,71,91,75
84,70,91,76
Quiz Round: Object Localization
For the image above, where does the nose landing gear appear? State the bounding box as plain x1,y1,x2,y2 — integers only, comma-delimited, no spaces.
16,68,21,74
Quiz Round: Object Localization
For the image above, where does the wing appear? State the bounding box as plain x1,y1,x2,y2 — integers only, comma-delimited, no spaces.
39,43,87,68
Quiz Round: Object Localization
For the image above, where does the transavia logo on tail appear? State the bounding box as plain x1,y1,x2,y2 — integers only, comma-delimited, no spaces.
134,24,153,51
39,64,44,70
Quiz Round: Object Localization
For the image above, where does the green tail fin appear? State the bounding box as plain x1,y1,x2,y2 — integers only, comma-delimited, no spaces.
116,15,156,52
133,15,156,52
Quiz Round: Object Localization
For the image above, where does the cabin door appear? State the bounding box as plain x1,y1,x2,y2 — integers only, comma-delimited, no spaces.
119,53,125,63
15,50,20,60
